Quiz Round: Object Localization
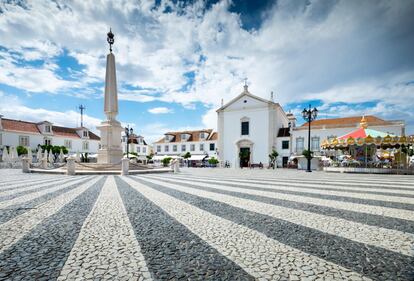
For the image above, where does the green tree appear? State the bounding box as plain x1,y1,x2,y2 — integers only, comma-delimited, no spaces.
302,149,313,160
183,152,191,167
268,149,279,169
16,146,28,156
161,157,172,167
208,157,219,167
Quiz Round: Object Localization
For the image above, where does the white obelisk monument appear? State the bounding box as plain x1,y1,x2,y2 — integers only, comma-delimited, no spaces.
97,29,123,164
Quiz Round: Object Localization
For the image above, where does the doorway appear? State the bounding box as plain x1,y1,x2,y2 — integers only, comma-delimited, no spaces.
282,156,288,168
239,147,250,168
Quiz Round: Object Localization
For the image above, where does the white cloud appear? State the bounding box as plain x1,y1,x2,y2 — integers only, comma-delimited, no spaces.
0,93,101,134
148,107,174,114
0,0,413,134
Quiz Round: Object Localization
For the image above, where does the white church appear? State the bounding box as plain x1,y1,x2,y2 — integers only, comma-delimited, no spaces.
217,85,405,169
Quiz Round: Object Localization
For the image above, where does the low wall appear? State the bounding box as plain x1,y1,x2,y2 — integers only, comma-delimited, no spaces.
323,167,414,175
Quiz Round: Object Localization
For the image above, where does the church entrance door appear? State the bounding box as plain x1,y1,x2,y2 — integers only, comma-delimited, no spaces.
239,147,250,168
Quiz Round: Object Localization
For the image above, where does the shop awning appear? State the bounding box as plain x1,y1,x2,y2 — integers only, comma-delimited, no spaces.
188,155,207,161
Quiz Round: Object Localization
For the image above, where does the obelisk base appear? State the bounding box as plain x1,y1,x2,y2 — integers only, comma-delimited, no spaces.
97,119,123,164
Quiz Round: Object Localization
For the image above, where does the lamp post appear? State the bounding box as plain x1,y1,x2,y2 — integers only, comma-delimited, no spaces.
302,104,318,172
124,125,133,159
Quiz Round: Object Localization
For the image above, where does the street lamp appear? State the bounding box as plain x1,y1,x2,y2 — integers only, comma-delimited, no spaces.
302,104,318,172
124,125,133,159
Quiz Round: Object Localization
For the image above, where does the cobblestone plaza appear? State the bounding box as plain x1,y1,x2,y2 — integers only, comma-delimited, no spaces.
0,169,413,281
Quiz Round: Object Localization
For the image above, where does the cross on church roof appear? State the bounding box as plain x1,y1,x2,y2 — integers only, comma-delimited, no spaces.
243,77,249,92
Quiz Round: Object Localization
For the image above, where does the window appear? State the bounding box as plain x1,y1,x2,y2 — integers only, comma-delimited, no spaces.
44,138,52,146
296,138,304,153
181,144,186,151
181,134,188,140
64,140,72,149
210,143,215,151
82,141,89,151
157,145,161,153
173,145,177,152
311,137,320,151
45,125,51,133
164,145,169,152
199,143,204,151
137,147,141,153
241,121,249,135
282,140,289,150
200,132,205,139
83,130,88,137
143,147,147,153
19,136,30,147
190,144,195,151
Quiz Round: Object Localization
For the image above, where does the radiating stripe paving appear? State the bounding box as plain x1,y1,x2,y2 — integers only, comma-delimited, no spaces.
0,176,89,209
123,176,370,281
177,174,414,195
140,175,414,256
116,176,253,281
0,175,87,201
0,176,67,191
169,175,414,205
57,176,152,281
150,175,414,234
0,176,103,254
0,176,104,280
136,176,414,281
146,175,414,221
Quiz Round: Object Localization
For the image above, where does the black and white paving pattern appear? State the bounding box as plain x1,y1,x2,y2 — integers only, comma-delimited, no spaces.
0,169,413,281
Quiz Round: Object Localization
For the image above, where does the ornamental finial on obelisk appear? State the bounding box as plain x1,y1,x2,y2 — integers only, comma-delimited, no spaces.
104,28,118,120
107,28,114,53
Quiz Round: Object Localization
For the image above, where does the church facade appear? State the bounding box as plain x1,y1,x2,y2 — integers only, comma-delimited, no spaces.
217,85,289,168
217,86,405,168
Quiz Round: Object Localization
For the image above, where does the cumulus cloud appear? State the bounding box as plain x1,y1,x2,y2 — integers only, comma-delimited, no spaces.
0,92,101,133
0,0,413,133
148,107,174,114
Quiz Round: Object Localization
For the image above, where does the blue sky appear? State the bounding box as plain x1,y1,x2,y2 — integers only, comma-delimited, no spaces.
0,0,413,142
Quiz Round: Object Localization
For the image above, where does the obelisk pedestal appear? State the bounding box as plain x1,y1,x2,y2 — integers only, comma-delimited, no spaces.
97,30,123,164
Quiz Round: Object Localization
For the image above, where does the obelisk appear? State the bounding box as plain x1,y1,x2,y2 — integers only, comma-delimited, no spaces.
97,29,123,164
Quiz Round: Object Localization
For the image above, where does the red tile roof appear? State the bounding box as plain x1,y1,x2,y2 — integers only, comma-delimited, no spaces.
1,118,100,140
155,129,217,143
2,118,41,134
299,115,395,130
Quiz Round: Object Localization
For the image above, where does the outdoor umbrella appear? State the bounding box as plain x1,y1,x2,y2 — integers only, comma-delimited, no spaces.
48,152,54,163
59,148,64,163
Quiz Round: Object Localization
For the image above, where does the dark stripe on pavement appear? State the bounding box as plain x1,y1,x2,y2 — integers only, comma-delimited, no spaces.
0,177,91,224
134,177,414,281
147,177,414,234
116,176,254,281
0,177,105,281
175,175,414,198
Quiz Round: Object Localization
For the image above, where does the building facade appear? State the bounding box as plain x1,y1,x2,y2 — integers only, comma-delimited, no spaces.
121,133,152,160
0,116,100,154
217,86,406,168
153,129,218,161
217,85,289,168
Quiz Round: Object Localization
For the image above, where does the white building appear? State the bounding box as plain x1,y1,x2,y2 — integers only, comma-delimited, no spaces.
153,129,218,163
217,85,289,168
217,86,406,168
121,133,152,160
0,116,100,154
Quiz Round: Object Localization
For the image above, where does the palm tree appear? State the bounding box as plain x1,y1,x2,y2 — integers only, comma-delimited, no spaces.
269,149,279,169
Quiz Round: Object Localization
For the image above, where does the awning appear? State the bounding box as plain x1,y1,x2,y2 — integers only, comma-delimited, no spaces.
152,155,182,160
188,155,207,161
